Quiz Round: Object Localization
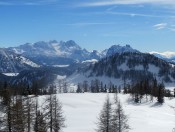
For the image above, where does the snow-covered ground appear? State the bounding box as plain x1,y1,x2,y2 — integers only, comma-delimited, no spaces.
48,93,175,132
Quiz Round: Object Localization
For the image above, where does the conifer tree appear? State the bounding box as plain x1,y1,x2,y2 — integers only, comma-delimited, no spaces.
34,111,47,132
112,101,130,132
157,83,165,104
44,94,66,132
96,95,113,132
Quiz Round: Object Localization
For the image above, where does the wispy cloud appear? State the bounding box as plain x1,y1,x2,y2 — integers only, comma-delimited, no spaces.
0,2,13,5
65,22,115,27
79,0,175,7
169,28,175,31
105,11,169,18
153,23,167,30
0,0,58,6
153,23,175,32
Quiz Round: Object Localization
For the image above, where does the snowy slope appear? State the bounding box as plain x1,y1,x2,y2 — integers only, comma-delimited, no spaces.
7,40,103,65
0,48,40,73
64,52,175,87
18,56,40,68
150,51,175,63
150,51,175,59
38,93,175,132
7,41,140,66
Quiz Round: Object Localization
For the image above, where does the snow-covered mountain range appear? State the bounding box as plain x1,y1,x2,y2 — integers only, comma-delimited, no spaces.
7,40,139,66
7,40,103,65
1,40,175,87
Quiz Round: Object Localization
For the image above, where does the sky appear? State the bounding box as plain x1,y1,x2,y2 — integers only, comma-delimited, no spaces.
0,0,175,52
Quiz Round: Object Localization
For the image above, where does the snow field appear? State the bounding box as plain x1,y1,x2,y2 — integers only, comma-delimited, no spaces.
45,93,175,132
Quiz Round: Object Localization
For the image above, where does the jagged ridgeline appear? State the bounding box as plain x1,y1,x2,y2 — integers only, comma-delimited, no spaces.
85,52,175,83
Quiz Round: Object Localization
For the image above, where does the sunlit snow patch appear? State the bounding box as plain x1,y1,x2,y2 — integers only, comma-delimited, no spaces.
53,65,69,67
2,73,19,76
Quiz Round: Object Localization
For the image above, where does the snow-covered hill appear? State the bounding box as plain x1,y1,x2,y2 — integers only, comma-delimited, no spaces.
40,93,175,132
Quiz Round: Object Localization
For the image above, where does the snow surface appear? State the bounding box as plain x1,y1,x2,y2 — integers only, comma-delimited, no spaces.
2,73,19,76
38,93,175,132
56,75,67,80
19,56,40,68
82,59,98,64
53,65,69,68
150,51,175,59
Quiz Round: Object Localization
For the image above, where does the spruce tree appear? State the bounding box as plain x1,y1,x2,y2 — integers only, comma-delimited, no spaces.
157,83,165,104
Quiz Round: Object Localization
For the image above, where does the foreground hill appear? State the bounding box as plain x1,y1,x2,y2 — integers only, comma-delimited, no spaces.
41,93,175,132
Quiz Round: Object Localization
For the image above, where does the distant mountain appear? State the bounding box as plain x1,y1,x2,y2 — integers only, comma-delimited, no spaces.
106,44,139,57
150,51,175,64
1,40,175,89
7,40,139,66
7,40,103,66
69,52,175,86
0,48,39,73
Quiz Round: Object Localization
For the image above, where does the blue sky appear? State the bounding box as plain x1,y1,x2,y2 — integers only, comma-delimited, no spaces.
0,0,175,52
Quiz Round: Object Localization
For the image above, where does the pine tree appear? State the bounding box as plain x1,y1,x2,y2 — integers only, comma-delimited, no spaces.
83,80,89,92
26,96,35,132
34,111,47,132
76,83,82,93
44,94,66,132
52,95,65,132
12,96,26,132
34,97,39,132
157,83,165,104
112,101,130,132
2,85,13,132
96,95,113,132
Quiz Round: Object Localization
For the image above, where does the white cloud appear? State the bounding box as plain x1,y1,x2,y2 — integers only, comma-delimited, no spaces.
153,23,175,31
80,0,175,7
153,23,167,30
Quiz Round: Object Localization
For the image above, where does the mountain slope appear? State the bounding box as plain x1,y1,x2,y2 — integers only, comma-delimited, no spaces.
150,51,175,64
106,44,139,56
8,40,103,65
67,52,175,87
0,48,39,73
7,41,139,66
